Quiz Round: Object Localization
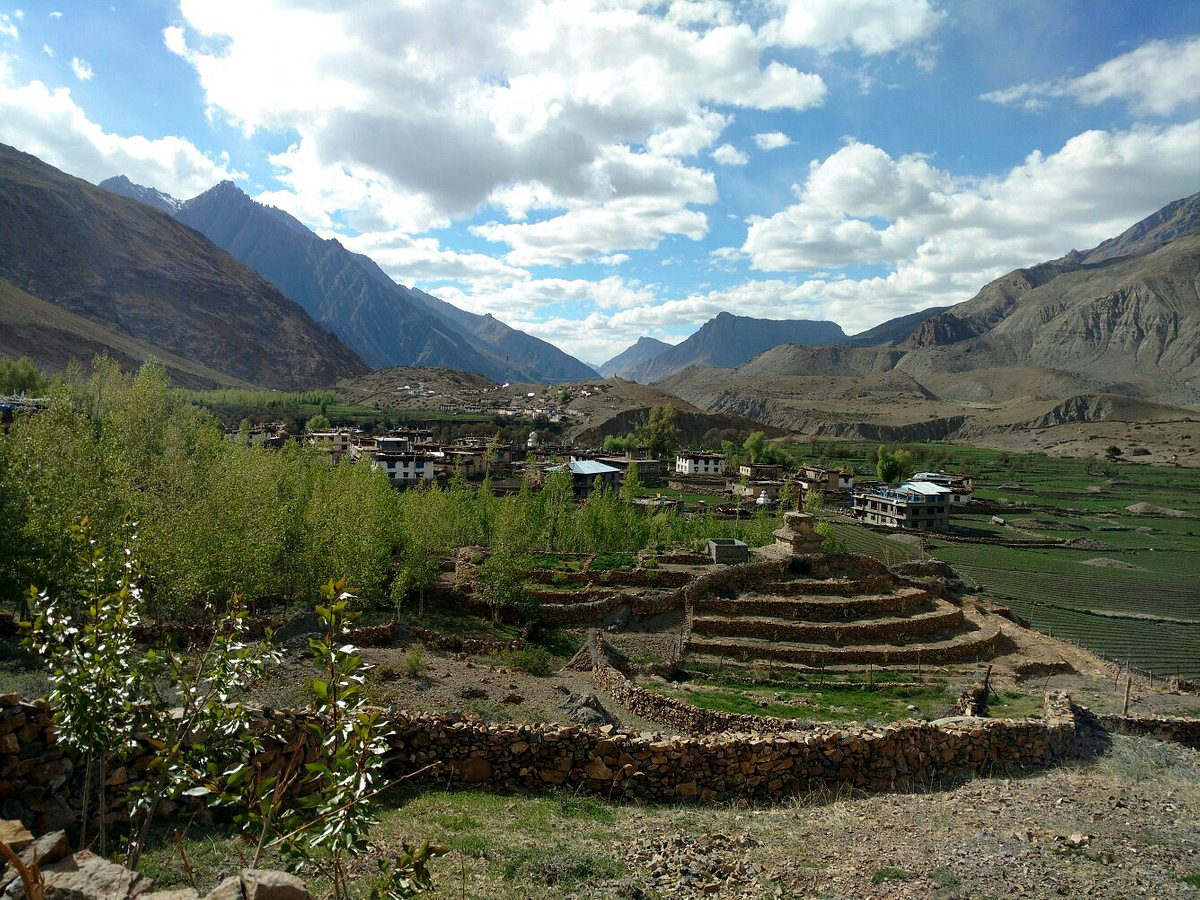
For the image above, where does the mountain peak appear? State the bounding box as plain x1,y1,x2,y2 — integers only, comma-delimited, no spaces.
98,175,182,215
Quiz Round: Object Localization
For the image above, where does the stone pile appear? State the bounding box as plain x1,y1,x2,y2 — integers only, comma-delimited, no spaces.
0,821,311,899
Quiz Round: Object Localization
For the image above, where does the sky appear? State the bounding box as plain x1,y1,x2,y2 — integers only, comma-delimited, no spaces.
1,1,1199,366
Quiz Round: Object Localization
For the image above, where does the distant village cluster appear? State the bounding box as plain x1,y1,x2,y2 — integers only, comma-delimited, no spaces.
229,418,975,533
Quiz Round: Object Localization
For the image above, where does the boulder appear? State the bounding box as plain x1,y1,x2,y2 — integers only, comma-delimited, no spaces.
40,850,155,898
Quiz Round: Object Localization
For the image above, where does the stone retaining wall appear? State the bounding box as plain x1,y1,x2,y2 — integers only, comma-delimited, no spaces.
1095,714,1200,749
690,606,964,645
685,623,1003,667
692,589,930,622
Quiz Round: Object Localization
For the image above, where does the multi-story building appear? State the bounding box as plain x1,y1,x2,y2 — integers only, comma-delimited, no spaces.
675,451,726,476
911,471,974,504
852,480,952,531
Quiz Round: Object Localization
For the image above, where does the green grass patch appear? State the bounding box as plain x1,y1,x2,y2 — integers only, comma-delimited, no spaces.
649,679,954,723
588,551,637,572
871,866,914,884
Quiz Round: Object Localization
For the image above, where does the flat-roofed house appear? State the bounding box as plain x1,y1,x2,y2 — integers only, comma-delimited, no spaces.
675,451,726,476
852,480,952,531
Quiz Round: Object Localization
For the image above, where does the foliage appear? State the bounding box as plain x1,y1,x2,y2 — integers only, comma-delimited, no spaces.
402,647,426,678
637,406,679,460
306,413,332,432
23,517,280,869
620,460,644,501
0,355,49,395
875,445,913,485
507,646,554,676
270,580,445,898
478,548,532,624
0,357,791,622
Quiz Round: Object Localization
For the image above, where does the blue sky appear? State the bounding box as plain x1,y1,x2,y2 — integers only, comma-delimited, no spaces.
2,1,1199,364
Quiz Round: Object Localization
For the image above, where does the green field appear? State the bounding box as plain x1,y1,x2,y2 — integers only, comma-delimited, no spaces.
814,442,1200,681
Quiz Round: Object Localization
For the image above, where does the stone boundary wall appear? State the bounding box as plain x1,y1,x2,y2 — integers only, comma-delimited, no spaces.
6,687,1200,831
690,606,964,645
586,632,799,734
685,623,1003,667
1096,714,1200,749
692,588,929,621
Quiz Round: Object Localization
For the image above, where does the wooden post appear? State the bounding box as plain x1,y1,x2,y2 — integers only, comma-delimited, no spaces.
1123,676,1132,716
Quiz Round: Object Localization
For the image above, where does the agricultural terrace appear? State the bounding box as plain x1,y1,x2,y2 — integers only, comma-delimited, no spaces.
793,440,1200,682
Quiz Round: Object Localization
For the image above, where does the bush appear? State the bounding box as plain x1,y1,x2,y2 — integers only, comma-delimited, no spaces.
508,646,554,676
402,646,426,677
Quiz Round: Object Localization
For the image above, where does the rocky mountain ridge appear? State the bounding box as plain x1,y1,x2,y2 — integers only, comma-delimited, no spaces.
103,177,598,384
0,143,366,390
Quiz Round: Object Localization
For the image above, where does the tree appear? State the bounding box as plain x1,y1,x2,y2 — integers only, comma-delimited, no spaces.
876,445,912,485
306,412,332,432
621,460,644,501
743,430,766,464
638,406,679,460
478,547,530,624
0,355,48,395
1105,445,1122,461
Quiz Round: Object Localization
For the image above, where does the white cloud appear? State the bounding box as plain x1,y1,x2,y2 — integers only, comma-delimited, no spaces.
983,37,1200,117
69,57,92,81
333,229,528,284
165,0,829,254
0,69,243,198
41,43,52,57
474,196,710,266
596,253,629,266
0,13,18,40
754,131,792,150
736,121,1200,330
49,11,62,19
762,0,945,55
711,143,749,166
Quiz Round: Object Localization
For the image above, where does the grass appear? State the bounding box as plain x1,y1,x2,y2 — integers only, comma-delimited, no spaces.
795,440,1200,682
871,866,914,883
588,551,638,572
0,637,48,698
647,678,956,723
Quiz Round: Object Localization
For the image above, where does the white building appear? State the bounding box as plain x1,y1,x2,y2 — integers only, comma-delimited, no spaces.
370,451,435,485
675,451,726,476
852,480,952,531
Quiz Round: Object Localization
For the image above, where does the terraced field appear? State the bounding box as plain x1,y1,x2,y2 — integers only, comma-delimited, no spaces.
812,443,1200,681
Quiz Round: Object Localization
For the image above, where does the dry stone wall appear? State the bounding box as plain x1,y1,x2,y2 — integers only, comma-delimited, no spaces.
1096,714,1200,749
3,686,1198,828
690,606,964,644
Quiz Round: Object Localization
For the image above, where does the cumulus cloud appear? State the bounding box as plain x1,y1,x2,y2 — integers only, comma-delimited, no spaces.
0,13,18,40
0,69,243,198
711,143,749,165
69,57,92,81
754,131,792,150
983,36,1200,116
762,0,945,55
735,121,1200,329
162,0,838,260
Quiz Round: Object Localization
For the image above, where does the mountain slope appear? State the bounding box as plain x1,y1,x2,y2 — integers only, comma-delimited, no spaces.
598,336,673,378
627,312,846,382
0,278,253,389
0,144,365,390
107,178,596,383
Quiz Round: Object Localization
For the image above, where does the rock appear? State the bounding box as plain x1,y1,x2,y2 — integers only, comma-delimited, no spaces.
40,850,155,898
0,822,33,858
453,757,493,784
145,892,200,900
204,876,243,900
239,869,310,900
457,687,487,700
0,830,69,891
499,693,524,705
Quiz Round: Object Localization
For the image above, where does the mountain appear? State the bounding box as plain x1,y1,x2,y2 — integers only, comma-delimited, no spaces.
625,312,846,383
598,336,673,378
103,178,597,383
848,306,950,347
0,144,366,390
1063,190,1200,266
656,191,1200,447
100,174,182,216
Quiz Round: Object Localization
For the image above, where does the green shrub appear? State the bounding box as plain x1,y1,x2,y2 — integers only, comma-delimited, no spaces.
508,646,554,676
402,646,426,677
